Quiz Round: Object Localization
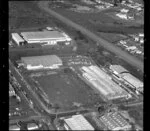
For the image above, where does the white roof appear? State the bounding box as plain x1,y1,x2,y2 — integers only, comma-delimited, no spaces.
21,31,67,41
110,65,129,74
9,125,20,130
122,73,143,88
100,112,131,130
27,123,38,130
121,9,129,13
64,115,94,130
12,33,25,42
21,55,62,67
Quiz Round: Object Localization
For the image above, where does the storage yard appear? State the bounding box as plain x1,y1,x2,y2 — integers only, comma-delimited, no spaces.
31,68,104,111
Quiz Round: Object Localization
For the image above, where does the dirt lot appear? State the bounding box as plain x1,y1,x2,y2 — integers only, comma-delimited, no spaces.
32,69,105,111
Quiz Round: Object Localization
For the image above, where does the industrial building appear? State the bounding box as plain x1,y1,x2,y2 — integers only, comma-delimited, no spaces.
109,65,129,75
99,112,131,130
21,55,63,70
64,115,94,130
20,31,72,45
81,65,130,100
11,33,25,46
121,73,143,91
27,123,39,130
109,65,143,93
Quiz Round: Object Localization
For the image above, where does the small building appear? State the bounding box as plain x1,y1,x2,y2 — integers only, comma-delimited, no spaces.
120,9,129,13
109,65,129,75
11,33,25,46
27,123,39,130
99,112,131,131
9,83,15,97
116,13,128,20
9,125,20,130
64,115,94,130
21,55,63,70
20,31,72,45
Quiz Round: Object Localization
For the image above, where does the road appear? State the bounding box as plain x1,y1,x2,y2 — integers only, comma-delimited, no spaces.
38,1,143,72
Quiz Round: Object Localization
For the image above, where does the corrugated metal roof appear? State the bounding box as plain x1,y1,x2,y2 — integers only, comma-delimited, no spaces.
100,112,131,130
122,73,143,88
110,65,129,74
12,33,25,42
21,55,62,67
64,115,94,130
21,31,66,41
81,66,129,99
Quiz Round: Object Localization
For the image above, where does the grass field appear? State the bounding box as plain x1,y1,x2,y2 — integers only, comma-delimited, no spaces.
32,69,104,111
52,5,143,35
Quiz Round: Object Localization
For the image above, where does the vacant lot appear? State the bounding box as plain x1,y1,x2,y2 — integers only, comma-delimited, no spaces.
33,69,104,111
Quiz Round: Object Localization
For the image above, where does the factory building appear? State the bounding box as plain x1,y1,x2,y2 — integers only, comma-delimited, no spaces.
11,33,25,46
81,65,130,100
109,65,129,75
20,31,72,45
9,83,15,97
109,65,143,93
21,55,62,70
64,115,94,130
99,112,131,131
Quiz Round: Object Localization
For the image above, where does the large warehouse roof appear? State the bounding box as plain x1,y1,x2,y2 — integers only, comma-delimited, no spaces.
21,55,62,67
110,65,129,74
81,65,129,100
21,31,67,41
64,115,94,130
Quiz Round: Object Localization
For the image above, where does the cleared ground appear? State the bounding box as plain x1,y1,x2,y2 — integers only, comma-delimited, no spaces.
32,69,104,111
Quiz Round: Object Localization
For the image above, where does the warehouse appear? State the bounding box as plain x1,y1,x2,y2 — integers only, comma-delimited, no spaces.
99,112,131,130
109,65,129,75
81,65,130,100
11,33,25,46
20,31,72,45
109,65,143,91
121,72,143,89
64,115,94,130
21,55,62,70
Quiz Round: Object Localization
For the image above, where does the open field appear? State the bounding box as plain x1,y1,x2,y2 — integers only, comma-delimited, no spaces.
31,69,105,111
50,2,143,35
